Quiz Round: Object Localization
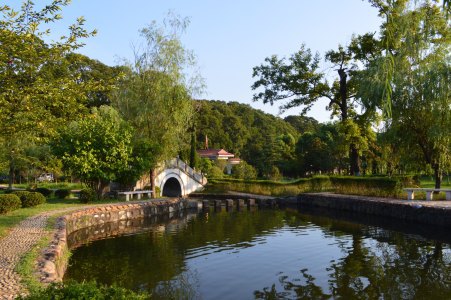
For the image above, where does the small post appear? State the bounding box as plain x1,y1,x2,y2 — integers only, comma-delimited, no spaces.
246,198,256,207
426,190,433,201
407,190,414,201
225,199,234,210
214,200,223,209
236,199,245,209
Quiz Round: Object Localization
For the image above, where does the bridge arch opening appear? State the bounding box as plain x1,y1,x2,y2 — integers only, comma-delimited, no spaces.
162,177,182,197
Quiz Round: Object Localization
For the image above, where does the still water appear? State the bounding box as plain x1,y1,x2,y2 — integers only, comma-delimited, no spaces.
64,207,451,299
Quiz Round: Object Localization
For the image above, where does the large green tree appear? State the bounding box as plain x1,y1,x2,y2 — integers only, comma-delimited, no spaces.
113,14,203,196
362,1,450,188
52,106,134,197
252,40,379,175
0,1,99,188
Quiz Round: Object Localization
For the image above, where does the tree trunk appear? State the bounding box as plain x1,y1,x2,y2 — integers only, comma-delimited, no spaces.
337,68,360,176
95,179,110,199
8,158,14,190
433,164,442,189
150,169,156,198
350,143,360,176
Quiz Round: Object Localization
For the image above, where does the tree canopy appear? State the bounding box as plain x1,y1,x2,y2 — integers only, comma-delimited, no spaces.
52,106,134,196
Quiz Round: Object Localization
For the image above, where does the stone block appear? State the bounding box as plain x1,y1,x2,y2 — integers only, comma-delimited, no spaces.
225,199,234,208
236,199,245,208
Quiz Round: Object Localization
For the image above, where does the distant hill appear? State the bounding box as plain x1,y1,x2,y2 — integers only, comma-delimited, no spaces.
194,99,318,172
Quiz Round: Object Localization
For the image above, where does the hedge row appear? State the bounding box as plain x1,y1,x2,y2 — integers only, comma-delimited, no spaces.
208,175,409,198
0,191,47,215
207,176,331,196
329,176,403,198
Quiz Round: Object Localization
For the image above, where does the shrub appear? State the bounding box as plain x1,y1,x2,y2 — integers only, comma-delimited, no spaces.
54,189,71,199
0,194,21,214
79,188,96,203
330,176,402,197
21,192,46,208
232,161,257,180
19,281,148,300
11,191,31,200
12,191,46,208
155,186,161,198
33,187,52,197
207,176,331,196
208,166,224,179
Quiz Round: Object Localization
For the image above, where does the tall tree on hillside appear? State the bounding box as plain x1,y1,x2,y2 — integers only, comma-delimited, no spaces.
112,13,204,197
0,1,101,188
361,1,450,188
252,39,379,175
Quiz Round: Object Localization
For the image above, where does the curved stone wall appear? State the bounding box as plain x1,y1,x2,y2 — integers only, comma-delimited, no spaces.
38,198,188,283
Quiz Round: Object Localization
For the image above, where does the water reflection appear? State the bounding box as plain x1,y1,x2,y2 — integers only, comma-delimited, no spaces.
65,206,451,299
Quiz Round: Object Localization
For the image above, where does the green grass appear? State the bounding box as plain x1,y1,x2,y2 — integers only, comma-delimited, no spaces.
419,180,451,188
0,197,121,240
205,175,451,200
5,182,84,190
16,234,53,293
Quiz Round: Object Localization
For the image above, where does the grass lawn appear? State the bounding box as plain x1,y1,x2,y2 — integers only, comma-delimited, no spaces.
420,178,451,188
1,182,84,190
0,197,121,240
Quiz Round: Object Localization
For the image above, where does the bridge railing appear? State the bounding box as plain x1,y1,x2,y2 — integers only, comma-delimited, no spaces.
162,158,208,185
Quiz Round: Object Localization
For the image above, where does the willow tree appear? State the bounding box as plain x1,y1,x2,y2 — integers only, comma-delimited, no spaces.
113,14,203,196
0,1,99,188
361,1,450,188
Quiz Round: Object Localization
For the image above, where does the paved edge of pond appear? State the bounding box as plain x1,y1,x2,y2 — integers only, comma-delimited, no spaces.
0,206,91,300
189,191,275,200
298,193,451,227
37,198,188,287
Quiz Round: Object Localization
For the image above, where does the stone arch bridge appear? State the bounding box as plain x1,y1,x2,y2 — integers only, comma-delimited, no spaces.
135,158,207,197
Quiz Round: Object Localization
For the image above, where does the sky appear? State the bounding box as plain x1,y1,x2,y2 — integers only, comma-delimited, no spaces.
15,0,383,123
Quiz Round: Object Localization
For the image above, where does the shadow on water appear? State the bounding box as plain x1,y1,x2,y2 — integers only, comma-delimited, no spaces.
64,204,451,299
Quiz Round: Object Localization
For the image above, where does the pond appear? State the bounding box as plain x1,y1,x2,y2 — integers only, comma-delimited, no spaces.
64,206,451,299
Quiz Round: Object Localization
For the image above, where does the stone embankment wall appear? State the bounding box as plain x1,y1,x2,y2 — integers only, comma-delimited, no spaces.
298,193,451,227
39,199,188,284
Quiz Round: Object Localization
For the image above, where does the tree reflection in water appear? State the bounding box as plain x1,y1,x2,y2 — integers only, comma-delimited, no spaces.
254,209,450,300
65,207,450,299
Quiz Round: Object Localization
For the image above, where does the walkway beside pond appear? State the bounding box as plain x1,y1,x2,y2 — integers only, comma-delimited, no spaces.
0,206,92,300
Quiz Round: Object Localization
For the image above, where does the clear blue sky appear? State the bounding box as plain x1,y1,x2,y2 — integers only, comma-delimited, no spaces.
19,0,382,123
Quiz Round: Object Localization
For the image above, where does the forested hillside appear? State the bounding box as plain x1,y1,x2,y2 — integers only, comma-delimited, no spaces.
193,100,314,177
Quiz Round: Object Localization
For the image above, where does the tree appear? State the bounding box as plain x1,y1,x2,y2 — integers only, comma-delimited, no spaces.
189,131,199,169
112,13,203,197
52,106,134,197
252,41,378,175
362,1,450,188
63,53,125,108
0,1,99,188
232,161,257,180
